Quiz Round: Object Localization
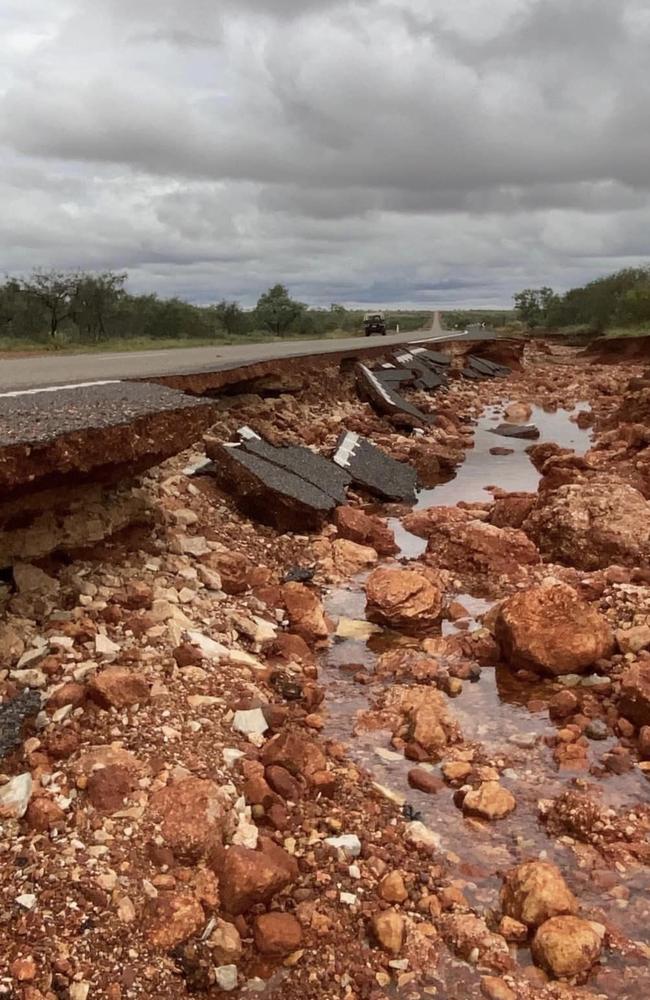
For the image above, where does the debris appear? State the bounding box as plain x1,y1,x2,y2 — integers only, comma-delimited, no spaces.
355,363,434,425
491,423,540,440
0,689,41,759
233,709,269,737
0,772,33,818
333,431,417,501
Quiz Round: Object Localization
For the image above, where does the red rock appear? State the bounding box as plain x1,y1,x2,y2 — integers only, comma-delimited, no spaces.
365,567,443,632
496,582,614,676
44,728,80,760
618,662,650,728
398,688,462,757
265,765,303,801
440,913,510,969
524,478,650,570
150,778,225,862
47,682,86,710
331,538,377,576
88,667,150,709
407,768,444,794
462,782,516,820
532,916,605,980
124,581,153,610
489,494,536,529
261,729,327,780
334,505,398,556
87,764,134,814
281,583,329,643
216,845,295,915
25,797,65,831
480,976,516,1000
173,643,204,667
639,726,650,759
501,861,577,928
202,551,253,594
268,632,314,666
371,909,405,955
253,912,303,955
146,892,204,951
549,690,579,720
379,871,408,903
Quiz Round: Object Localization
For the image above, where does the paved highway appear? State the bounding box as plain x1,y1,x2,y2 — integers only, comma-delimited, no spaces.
0,313,489,394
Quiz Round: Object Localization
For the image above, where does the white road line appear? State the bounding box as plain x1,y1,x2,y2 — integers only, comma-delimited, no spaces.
0,379,122,399
409,331,468,345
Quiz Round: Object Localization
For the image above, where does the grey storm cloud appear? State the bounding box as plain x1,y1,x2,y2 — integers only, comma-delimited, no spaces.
0,0,649,306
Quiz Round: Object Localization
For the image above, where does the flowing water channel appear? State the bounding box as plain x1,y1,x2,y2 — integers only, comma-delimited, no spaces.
320,402,650,998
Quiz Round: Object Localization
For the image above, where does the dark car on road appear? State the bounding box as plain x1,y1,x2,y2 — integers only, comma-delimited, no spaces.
363,311,387,336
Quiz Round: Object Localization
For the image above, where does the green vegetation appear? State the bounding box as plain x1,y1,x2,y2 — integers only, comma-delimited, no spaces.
514,267,650,336
442,309,517,330
0,270,433,353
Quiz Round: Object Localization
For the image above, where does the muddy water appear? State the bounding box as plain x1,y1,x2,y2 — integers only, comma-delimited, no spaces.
321,403,649,998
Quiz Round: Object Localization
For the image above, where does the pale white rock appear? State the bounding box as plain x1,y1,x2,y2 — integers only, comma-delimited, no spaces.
150,599,176,622
223,748,245,768
172,508,199,527
52,705,74,723
325,834,362,858
0,773,33,818
372,782,406,807
340,892,358,906
197,566,223,590
233,708,268,736
11,668,47,688
16,642,49,670
405,821,441,851
69,983,91,1000
232,816,259,850
95,634,121,656
374,747,406,763
215,966,238,992
172,534,211,557
335,618,382,640
15,893,37,910
188,695,220,708
48,635,75,650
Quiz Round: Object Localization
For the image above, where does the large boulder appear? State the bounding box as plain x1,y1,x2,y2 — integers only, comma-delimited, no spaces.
149,778,226,862
617,662,650,728
495,582,614,676
365,567,443,632
281,583,329,643
501,861,578,929
532,916,605,980
333,505,397,556
404,506,539,578
524,479,650,570
216,844,296,915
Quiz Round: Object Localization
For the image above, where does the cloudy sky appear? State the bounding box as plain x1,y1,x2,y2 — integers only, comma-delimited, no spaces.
1,0,649,308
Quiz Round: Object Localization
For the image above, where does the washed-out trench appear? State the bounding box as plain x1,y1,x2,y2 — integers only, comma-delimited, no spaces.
320,403,649,998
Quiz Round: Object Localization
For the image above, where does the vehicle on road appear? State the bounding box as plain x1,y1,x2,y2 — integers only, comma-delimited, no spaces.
363,311,387,337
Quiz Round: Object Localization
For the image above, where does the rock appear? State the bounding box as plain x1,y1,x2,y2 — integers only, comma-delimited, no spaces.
532,916,604,980
0,772,33,818
440,913,510,967
549,690,579,720
265,765,302,801
489,494,536,529
379,871,408,903
87,765,134,813
371,909,405,955
404,507,539,577
408,768,444,794
495,582,613,676
616,625,650,654
405,820,441,851
462,782,516,820
504,402,532,422
331,538,378,576
480,977,517,1000
585,719,609,740
261,729,327,781
492,423,540,440
173,643,205,667
324,834,362,857
398,687,462,757
498,916,528,943
95,633,121,656
501,861,578,928
13,563,59,595
146,891,204,951
253,912,303,955
618,662,650,727
0,622,25,663
441,761,472,783
208,919,243,963
524,479,650,570
215,966,238,992
281,583,329,643
150,778,225,861
88,667,150,709
48,681,86,710
25,796,65,831
233,708,269,737
639,726,650,759
216,845,295,915
365,567,443,632
334,505,398,556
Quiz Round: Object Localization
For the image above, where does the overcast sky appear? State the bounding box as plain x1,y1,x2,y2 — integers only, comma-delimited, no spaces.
1,0,649,308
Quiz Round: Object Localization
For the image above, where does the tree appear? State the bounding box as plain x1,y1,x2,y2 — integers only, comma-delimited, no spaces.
71,272,127,341
513,287,555,328
213,300,246,337
20,269,82,339
254,284,304,336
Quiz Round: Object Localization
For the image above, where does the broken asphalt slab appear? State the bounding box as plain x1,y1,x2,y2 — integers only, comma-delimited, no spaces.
467,355,511,377
491,423,541,440
0,689,41,760
391,351,448,390
354,363,434,426
333,431,418,502
237,428,351,504
204,436,342,531
0,381,217,500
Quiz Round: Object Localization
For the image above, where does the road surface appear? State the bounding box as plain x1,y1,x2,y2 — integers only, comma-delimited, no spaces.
0,313,491,394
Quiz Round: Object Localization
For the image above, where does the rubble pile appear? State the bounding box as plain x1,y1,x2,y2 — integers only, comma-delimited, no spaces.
1,339,649,1000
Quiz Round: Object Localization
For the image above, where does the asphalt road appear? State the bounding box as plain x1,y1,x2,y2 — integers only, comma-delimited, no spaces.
0,313,489,394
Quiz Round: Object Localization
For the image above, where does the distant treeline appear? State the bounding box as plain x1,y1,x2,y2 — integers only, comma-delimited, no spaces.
0,271,430,345
514,266,650,333
442,309,516,329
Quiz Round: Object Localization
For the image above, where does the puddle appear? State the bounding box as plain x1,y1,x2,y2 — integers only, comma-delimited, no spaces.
319,399,649,997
